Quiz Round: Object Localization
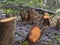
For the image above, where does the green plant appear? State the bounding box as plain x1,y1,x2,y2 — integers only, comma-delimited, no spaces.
21,41,28,45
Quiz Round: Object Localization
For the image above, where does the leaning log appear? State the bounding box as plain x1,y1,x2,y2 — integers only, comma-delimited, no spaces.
0,17,16,45
1,5,56,14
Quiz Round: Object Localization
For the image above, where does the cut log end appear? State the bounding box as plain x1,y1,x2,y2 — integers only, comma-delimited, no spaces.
0,17,16,23
29,26,41,43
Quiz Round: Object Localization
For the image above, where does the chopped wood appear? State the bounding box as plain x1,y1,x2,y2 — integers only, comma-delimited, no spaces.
29,26,41,43
0,17,16,23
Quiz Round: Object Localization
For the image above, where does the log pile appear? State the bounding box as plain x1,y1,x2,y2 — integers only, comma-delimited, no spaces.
0,17,16,45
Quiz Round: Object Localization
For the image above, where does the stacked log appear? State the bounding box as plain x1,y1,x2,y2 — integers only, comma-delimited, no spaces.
0,17,16,45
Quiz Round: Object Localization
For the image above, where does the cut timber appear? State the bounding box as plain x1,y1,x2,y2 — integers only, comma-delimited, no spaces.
0,17,16,45
27,26,48,45
0,17,16,22
29,26,41,43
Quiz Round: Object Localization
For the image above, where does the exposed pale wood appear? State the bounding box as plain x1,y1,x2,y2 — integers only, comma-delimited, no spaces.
0,17,16,23
29,26,41,43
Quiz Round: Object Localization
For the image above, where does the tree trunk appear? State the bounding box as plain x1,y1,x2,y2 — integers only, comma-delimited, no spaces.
0,17,16,45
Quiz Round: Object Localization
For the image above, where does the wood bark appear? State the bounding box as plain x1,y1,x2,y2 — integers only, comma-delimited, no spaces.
0,17,16,45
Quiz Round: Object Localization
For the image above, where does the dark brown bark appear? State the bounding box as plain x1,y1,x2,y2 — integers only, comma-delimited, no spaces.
56,18,60,29
20,10,27,22
0,17,16,45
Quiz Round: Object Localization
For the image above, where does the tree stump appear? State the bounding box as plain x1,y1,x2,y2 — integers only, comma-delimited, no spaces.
0,17,16,45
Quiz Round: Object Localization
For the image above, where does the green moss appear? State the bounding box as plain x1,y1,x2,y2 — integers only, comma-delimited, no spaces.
21,41,28,45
